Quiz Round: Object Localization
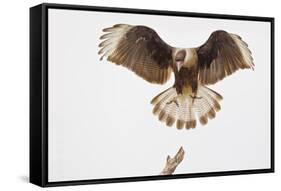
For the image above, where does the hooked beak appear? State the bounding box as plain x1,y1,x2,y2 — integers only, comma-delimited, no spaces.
176,61,183,72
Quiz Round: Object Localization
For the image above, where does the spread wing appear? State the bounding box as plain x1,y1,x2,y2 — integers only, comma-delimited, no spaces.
197,30,254,85
99,24,173,84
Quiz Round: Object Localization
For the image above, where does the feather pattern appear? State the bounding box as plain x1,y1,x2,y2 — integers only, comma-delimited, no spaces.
151,86,222,129
197,30,254,85
99,24,173,84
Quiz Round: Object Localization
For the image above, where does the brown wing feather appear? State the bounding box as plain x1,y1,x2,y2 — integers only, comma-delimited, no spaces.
197,30,254,85
99,24,173,84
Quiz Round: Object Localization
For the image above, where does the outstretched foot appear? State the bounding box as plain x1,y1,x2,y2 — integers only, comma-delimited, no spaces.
190,95,202,104
166,97,179,107
190,95,202,99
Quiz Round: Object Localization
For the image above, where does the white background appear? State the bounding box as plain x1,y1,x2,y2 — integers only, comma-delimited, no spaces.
0,0,280,190
48,8,270,181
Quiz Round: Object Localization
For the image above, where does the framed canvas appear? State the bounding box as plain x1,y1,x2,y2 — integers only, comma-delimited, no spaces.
30,3,275,187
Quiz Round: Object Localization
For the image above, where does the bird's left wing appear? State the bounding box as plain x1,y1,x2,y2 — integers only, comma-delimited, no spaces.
99,24,173,85
196,30,254,85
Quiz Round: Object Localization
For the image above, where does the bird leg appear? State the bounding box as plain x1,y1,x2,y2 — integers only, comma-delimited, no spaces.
166,97,179,107
190,92,202,104
190,95,202,99
166,92,202,106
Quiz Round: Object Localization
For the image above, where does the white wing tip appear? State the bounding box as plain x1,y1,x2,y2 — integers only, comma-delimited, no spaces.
230,33,255,70
98,24,133,61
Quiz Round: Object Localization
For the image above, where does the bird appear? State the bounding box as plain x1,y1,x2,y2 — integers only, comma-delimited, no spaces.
98,24,254,130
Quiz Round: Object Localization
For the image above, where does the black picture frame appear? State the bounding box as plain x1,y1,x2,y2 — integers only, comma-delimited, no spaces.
30,3,275,187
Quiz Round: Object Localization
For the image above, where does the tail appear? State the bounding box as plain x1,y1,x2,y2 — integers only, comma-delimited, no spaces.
151,85,223,129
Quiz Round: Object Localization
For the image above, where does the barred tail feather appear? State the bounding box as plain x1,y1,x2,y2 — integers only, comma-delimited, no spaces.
151,85,223,129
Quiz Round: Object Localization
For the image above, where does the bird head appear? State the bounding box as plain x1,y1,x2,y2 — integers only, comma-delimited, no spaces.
175,50,186,72
175,49,198,71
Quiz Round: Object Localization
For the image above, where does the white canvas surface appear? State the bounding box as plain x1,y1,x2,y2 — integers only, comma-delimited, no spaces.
48,9,271,182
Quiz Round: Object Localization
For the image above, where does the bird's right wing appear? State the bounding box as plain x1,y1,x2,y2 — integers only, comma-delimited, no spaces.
99,24,174,85
196,30,254,85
